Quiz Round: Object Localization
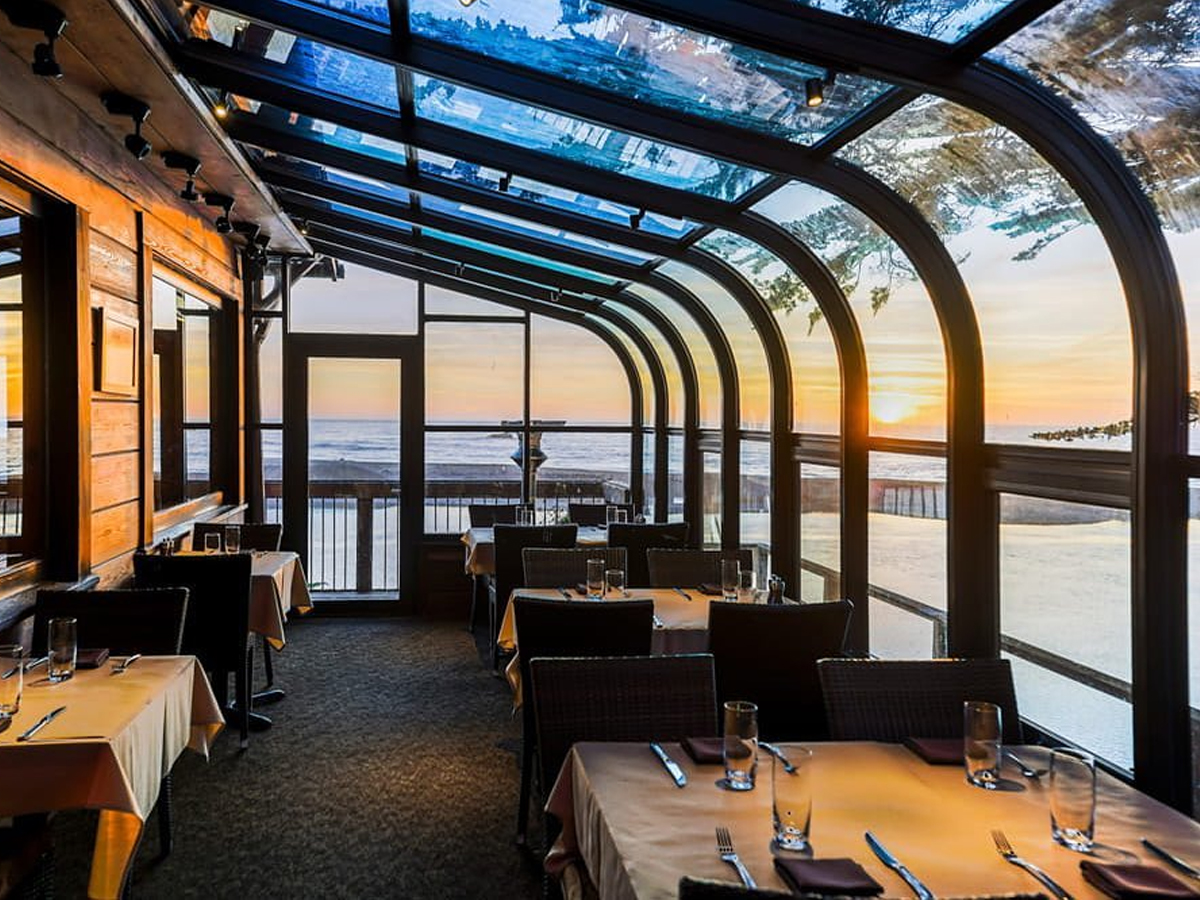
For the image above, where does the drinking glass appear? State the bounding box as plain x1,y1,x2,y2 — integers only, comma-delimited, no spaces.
722,700,758,791
224,525,241,554
586,558,605,599
48,617,77,683
0,644,24,721
721,559,740,601
204,532,221,554
738,569,756,603
516,506,535,526
605,568,625,598
963,701,1003,789
772,747,813,851
605,505,621,526
1049,748,1096,852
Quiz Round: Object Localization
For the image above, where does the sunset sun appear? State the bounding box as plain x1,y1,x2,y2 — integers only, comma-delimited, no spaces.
871,393,917,424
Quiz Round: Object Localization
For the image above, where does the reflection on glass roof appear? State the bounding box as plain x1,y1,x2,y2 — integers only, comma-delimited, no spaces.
413,74,770,200
187,8,399,110
409,0,889,143
420,227,620,286
221,96,408,165
246,145,413,206
697,231,816,315
286,0,390,25
273,186,413,234
801,0,1011,42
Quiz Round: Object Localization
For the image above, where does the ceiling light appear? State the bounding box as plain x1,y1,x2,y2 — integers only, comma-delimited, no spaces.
101,91,152,159
298,219,310,236
805,77,824,108
213,92,230,119
458,0,477,7
162,151,202,202
1,1,67,78
630,208,645,230
232,220,261,245
204,192,235,233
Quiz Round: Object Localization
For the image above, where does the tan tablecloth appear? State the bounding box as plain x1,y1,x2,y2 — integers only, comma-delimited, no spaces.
546,741,1200,900
249,551,313,650
498,588,713,706
461,526,609,576
0,656,224,899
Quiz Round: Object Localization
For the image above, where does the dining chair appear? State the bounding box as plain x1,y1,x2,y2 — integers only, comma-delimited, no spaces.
566,501,634,526
677,877,793,899
646,548,752,588
191,522,282,551
134,553,255,748
521,547,627,589
818,658,1023,743
0,815,54,900
33,588,190,860
707,599,853,741
605,522,690,587
467,503,522,527
488,524,577,671
512,597,654,845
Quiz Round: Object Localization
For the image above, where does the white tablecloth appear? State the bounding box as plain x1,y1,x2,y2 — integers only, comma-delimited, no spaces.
461,527,609,576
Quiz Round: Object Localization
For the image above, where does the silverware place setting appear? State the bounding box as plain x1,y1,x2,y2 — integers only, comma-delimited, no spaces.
1005,750,1048,779
715,826,756,889
991,829,1073,900
111,654,142,675
672,586,693,602
759,741,796,774
16,705,67,742
865,831,935,899
648,741,687,787
1142,837,1200,880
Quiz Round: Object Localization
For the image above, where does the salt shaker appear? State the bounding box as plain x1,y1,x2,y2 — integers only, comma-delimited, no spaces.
767,574,785,605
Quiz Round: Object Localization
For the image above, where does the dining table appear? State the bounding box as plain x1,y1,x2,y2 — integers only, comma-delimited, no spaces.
461,525,609,577
0,656,224,899
545,740,1200,900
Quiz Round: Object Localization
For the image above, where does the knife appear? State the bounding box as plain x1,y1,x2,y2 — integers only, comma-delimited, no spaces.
557,587,572,600
865,831,935,899
1143,838,1200,879
759,741,796,774
17,706,67,742
672,586,693,602
649,741,687,787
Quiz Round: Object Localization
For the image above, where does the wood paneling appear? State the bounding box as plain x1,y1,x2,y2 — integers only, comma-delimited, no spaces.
91,500,140,566
92,451,139,511
91,550,135,589
92,399,139,455
89,231,138,300
90,288,138,325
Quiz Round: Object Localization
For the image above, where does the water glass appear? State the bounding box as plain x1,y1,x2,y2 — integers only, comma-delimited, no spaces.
48,617,77,683
605,505,628,526
1049,748,1096,852
963,701,1003,789
605,568,625,598
516,506,535,526
586,558,605,599
203,531,221,554
722,700,758,791
738,569,756,603
0,644,24,720
772,747,813,851
721,559,740,601
224,525,241,554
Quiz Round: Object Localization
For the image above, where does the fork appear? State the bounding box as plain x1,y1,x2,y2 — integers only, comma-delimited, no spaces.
991,830,1073,900
715,826,756,889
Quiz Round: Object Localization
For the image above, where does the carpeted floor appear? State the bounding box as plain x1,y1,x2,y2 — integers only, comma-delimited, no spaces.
50,617,545,899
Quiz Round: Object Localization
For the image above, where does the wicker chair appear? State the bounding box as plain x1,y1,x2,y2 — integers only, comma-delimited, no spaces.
513,597,654,844
521,547,628,589
191,522,282,551
567,502,635,526
819,658,1023,743
708,599,852,741
467,503,522,527
0,816,54,900
677,877,793,899
488,524,578,670
646,548,753,588
606,522,690,587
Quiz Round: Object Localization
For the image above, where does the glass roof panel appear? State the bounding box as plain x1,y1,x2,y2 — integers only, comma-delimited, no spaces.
412,74,770,200
419,227,620,286
272,186,413,233
408,0,889,143
186,8,399,110
219,95,408,165
800,0,1011,42
283,0,391,26
244,145,413,206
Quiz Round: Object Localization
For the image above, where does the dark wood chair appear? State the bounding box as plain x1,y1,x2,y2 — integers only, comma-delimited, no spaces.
708,599,852,740
646,548,752,588
818,658,1023,743
512,597,653,844
488,524,577,671
521,547,627,589
191,522,282,551
133,554,255,748
467,503,522,527
566,502,634,526
678,877,793,899
33,588,190,861
605,522,689,587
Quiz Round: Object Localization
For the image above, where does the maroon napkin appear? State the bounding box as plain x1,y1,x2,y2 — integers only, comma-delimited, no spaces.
903,736,963,765
1081,862,1200,899
76,648,110,669
697,583,723,596
774,858,883,896
680,736,724,764
574,584,589,596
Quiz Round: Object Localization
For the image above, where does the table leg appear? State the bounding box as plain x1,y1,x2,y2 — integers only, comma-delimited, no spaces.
90,810,143,900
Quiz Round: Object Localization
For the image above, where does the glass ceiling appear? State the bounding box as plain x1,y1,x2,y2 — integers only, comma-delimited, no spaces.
224,95,410,166
802,0,1012,42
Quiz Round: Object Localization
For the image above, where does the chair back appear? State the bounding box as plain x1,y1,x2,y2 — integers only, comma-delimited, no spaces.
646,548,752,588
193,522,282,552
708,599,852,740
514,596,653,689
521,547,628,588
678,877,794,899
606,522,689,587
818,658,1023,743
567,502,635,526
33,589,189,656
529,654,717,793
493,524,577,624
468,504,521,527
133,553,253,673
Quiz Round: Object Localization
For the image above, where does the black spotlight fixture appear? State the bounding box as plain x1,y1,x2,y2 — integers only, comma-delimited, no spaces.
162,151,202,202
254,234,271,257
212,91,230,120
1,1,68,77
203,192,235,233
101,91,152,159
297,218,310,236
805,70,837,108
498,172,512,193
232,220,261,244
630,208,646,230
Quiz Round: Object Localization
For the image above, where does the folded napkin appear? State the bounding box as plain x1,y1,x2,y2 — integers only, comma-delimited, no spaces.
76,648,111,669
696,583,723,596
903,736,963,765
573,584,589,596
680,736,724,764
1081,861,1199,899
774,858,883,896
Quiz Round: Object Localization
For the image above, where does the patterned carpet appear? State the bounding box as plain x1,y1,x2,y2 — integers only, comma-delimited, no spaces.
50,617,545,899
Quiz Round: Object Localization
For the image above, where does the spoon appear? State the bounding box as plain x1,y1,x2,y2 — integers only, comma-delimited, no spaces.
1006,750,1048,779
